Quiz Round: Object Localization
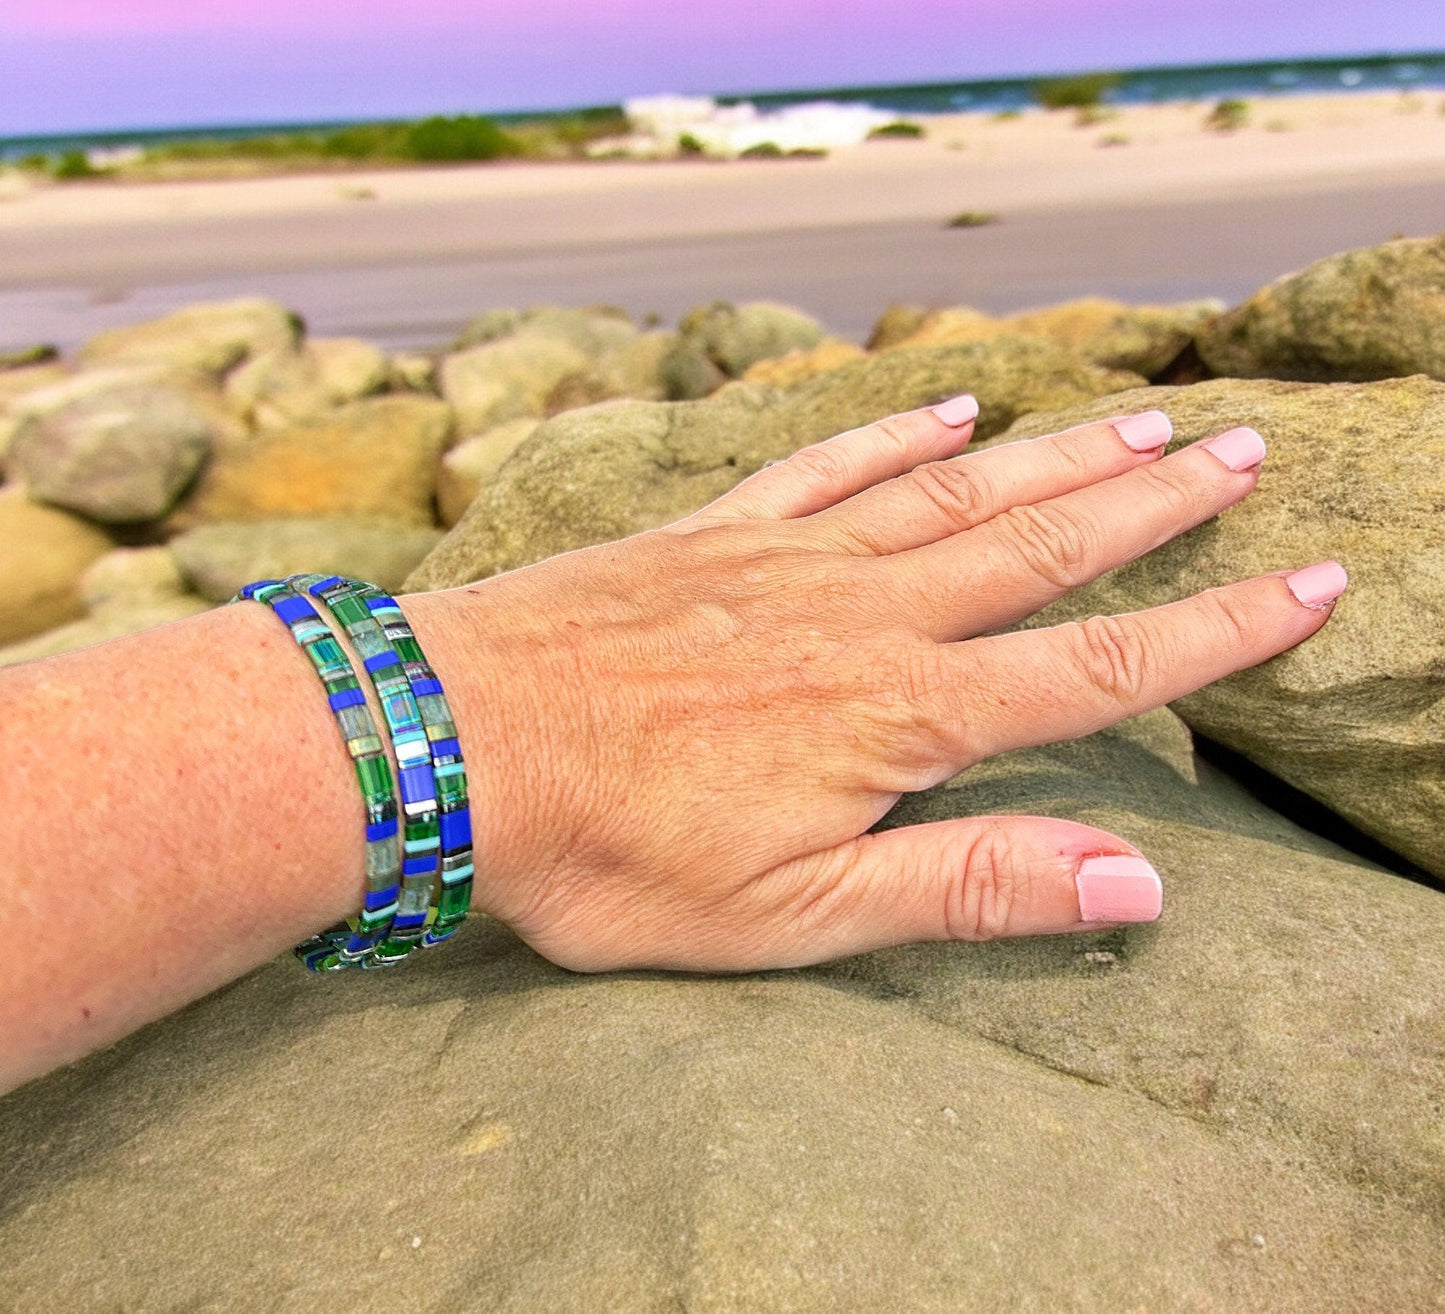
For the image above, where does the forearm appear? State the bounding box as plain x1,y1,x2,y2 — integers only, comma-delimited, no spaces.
0,599,411,1093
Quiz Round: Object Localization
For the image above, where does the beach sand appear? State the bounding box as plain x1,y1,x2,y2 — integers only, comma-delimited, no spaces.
2,91,1443,351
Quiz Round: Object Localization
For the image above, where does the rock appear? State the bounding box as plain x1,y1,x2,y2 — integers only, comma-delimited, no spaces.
180,396,453,528
741,338,868,389
0,363,68,467
436,419,540,527
9,381,214,523
78,298,301,379
170,519,443,603
594,329,677,401
1195,236,1445,381
866,302,930,350
1005,297,1223,377
0,486,111,642
0,344,58,370
679,300,826,376
440,334,592,432
899,298,1222,378
991,374,1445,879
78,545,190,612
0,546,210,667
657,337,728,400
407,338,1144,589
224,339,389,429
389,353,438,394
453,308,523,350
2,712,1439,1308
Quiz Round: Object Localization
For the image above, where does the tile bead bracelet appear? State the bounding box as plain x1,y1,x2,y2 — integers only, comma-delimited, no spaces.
233,576,472,970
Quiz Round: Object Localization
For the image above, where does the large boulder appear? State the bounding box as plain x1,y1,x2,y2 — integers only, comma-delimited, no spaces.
171,518,443,603
1194,235,1445,381
224,338,390,429
680,300,826,377
440,334,592,432
179,396,453,527
993,375,1445,879
435,419,540,528
0,486,112,643
0,546,210,668
406,338,1144,589
453,306,636,357
1,712,1439,1308
9,380,214,523
899,297,1222,378
741,337,868,389
78,298,301,380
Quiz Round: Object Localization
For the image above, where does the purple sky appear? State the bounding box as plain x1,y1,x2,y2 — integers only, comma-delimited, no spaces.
3,0,1444,136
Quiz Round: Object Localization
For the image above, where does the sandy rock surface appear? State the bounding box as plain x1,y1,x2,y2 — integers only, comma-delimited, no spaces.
1195,235,1445,382
1,711,1439,1309
224,337,390,429
171,518,443,602
77,296,300,379
0,486,112,643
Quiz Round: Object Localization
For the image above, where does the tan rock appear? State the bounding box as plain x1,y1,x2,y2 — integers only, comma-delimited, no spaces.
389,353,438,394
1195,235,1445,381
993,374,1445,878
679,299,826,376
435,419,540,527
865,302,930,350
741,337,868,389
78,546,189,612
79,298,300,380
183,396,453,527
0,593,211,668
170,519,443,603
2,712,1440,1308
897,305,1000,348
407,337,1143,590
224,338,389,429
0,486,111,643
440,334,591,432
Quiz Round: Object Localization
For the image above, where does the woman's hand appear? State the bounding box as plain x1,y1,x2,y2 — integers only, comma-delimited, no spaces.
409,399,1343,972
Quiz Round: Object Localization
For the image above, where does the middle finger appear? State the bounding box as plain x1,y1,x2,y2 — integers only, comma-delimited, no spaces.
878,425,1267,641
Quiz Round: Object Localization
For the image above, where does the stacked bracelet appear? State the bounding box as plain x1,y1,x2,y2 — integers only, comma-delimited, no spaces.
233,575,472,971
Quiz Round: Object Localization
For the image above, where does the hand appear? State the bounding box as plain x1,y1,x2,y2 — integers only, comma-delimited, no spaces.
409,400,1341,972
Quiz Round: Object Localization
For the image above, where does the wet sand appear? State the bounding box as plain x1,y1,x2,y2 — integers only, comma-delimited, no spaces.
2,92,1442,351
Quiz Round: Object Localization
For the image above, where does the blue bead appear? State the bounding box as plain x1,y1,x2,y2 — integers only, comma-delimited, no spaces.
399,762,436,804
431,736,462,759
402,855,437,876
412,677,444,698
365,818,399,843
272,595,318,625
328,687,366,711
364,652,400,675
307,575,347,595
440,809,472,851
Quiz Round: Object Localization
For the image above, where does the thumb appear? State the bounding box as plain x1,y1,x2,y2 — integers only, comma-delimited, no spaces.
735,816,1162,970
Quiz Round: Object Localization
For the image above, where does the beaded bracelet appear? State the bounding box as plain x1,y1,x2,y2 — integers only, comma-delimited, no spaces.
235,575,472,970
235,579,403,969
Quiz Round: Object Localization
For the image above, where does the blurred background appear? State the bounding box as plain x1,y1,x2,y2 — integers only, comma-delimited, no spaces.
2,0,1444,354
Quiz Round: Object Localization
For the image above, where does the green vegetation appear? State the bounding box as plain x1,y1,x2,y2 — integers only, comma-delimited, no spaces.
0,344,59,370
947,211,1000,229
1098,131,1131,148
52,150,102,180
739,142,784,159
1033,73,1122,110
677,133,706,156
868,120,925,139
1205,98,1250,132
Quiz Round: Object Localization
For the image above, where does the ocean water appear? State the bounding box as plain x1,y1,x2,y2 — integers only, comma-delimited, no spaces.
3,52,1443,160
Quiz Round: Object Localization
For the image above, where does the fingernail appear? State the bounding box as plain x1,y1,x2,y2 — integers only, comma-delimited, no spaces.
931,394,979,427
1201,426,1267,472
1076,855,1163,924
1285,560,1348,609
1109,410,1172,452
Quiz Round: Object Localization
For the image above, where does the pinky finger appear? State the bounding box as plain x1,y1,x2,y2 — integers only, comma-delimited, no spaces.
728,815,1162,971
679,395,979,527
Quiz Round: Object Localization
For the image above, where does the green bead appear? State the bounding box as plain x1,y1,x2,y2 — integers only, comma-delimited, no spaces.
330,594,371,628
354,753,393,802
437,883,472,921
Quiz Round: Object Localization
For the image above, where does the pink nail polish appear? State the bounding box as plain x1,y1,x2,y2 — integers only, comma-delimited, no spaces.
1201,426,1267,472
1076,856,1163,923
1285,560,1348,609
1110,410,1172,452
931,394,979,427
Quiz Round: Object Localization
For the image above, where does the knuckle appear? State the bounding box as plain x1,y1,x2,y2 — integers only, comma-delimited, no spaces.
1072,613,1154,706
872,414,923,455
1206,587,1260,653
997,502,1097,590
784,440,854,489
1139,459,1215,520
946,822,1023,941
905,458,994,531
